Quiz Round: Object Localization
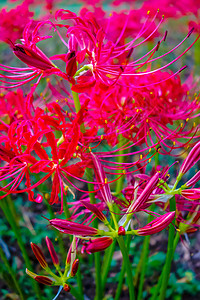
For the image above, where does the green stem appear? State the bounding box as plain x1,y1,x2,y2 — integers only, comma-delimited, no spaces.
76,266,84,300
68,283,84,299
137,206,155,300
43,196,66,261
137,235,151,300
151,197,177,300
0,197,42,299
0,245,25,299
101,240,116,292
117,236,135,300
115,134,126,194
150,231,180,300
159,196,176,300
114,235,132,300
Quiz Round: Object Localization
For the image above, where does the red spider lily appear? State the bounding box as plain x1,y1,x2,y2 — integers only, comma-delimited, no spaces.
79,70,200,152
0,20,68,103
81,237,113,254
0,103,92,210
135,211,175,236
0,2,34,43
55,8,199,90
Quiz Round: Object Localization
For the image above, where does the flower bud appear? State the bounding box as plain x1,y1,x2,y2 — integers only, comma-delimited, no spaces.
136,211,175,236
70,259,79,277
49,219,99,237
82,237,113,254
179,141,200,175
13,44,54,70
80,200,107,222
45,237,59,266
185,171,200,187
181,188,200,200
31,242,48,269
63,284,71,292
118,226,126,236
35,276,54,286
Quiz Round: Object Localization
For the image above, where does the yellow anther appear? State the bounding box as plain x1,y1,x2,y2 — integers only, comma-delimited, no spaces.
125,116,128,120
44,193,50,200
116,129,119,133
105,178,108,184
173,141,176,146
193,122,196,127
149,148,151,152
105,120,108,124
140,154,143,160
186,118,189,122
130,125,134,129
176,228,180,232
150,92,153,95
46,78,50,82
146,119,149,123
56,99,59,103
123,170,126,174
136,109,139,113
69,112,72,118
43,97,46,100
147,10,150,15
149,158,151,163
101,135,104,140
40,92,43,97
0,93,4,97
157,8,160,12
89,147,92,152
73,153,76,158
76,146,79,150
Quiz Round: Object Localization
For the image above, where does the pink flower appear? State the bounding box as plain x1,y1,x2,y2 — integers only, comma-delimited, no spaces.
0,2,34,43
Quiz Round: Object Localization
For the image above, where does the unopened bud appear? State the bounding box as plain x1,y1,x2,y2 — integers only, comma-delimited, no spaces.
63,284,71,292
118,226,125,236
45,237,59,266
31,243,48,269
71,259,79,277
35,275,53,286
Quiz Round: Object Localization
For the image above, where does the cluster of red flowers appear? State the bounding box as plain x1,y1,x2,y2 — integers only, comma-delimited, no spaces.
0,0,199,295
